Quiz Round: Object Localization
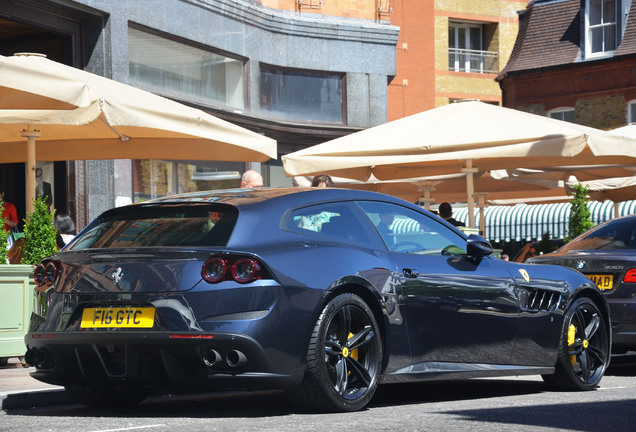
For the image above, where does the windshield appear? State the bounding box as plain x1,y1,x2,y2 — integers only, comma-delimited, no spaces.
559,218,636,251
68,203,238,249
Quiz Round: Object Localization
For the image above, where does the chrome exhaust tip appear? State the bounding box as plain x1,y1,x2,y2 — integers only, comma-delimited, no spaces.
226,349,247,368
202,349,222,367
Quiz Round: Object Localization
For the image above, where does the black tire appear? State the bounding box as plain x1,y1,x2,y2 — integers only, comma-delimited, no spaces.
0,357,8,367
543,296,609,391
290,293,382,412
65,385,149,408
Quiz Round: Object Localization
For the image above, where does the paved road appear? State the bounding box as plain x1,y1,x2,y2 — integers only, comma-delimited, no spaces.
2,355,636,431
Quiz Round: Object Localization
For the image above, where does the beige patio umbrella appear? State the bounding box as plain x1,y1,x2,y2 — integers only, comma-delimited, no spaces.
283,101,636,227
0,53,277,213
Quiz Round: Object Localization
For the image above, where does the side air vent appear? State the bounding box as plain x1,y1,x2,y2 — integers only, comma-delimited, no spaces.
520,289,561,312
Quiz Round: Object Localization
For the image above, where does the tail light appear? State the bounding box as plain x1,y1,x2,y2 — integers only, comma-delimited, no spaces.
623,269,636,283
202,255,267,284
34,260,61,287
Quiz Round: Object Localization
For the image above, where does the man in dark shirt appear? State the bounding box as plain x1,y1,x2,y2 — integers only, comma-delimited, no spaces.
438,202,465,227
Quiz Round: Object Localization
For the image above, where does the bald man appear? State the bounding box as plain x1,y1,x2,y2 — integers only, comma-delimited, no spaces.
241,170,264,188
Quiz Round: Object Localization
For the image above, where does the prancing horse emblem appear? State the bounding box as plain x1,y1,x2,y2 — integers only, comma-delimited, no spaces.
111,267,123,284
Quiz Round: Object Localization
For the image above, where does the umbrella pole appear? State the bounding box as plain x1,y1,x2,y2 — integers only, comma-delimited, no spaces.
475,193,488,236
22,124,41,216
462,160,478,229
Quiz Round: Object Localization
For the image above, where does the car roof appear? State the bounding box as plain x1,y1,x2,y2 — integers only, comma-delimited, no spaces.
141,187,416,210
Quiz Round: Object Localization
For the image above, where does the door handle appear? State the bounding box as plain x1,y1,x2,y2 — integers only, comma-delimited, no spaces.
403,268,419,278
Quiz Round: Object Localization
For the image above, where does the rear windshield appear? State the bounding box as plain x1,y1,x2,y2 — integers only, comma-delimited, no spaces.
559,218,636,251
68,204,238,249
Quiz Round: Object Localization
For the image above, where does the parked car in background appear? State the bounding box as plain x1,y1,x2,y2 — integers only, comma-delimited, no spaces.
530,214,636,354
25,187,610,412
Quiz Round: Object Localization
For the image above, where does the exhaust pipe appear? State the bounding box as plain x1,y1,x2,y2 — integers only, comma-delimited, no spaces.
202,349,222,367
226,349,247,369
26,348,53,369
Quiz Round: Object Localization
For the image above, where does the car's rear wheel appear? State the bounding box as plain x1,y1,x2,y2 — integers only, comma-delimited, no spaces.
65,385,149,408
290,293,382,412
543,296,609,391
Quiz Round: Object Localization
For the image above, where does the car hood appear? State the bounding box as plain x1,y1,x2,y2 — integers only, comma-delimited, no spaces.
51,249,213,294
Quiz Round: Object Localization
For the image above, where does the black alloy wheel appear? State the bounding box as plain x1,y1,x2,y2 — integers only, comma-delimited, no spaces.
291,293,382,412
543,296,610,391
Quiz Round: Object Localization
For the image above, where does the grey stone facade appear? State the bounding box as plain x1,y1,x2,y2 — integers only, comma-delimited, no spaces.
4,0,399,225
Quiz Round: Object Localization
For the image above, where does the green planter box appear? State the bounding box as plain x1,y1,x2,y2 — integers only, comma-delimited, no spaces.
0,265,36,363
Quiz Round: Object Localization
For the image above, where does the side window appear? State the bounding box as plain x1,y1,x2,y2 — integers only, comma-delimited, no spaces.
286,203,371,245
356,201,466,255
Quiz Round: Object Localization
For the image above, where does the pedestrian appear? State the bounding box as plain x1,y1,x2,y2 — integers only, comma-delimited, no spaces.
54,213,76,248
311,174,334,187
0,185,18,248
240,170,264,188
515,243,537,263
438,202,465,227
501,253,509,261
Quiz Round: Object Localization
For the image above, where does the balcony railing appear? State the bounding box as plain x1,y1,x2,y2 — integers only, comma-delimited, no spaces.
448,48,498,74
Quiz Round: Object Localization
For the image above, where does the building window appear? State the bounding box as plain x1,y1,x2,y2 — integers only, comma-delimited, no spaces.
128,26,245,110
628,100,636,124
548,108,576,123
586,0,617,58
448,21,498,73
260,65,344,123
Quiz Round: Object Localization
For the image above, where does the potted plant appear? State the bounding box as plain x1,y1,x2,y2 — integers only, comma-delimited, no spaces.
0,196,58,365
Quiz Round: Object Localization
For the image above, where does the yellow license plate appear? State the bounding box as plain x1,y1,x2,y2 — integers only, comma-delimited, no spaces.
81,307,155,328
587,274,613,290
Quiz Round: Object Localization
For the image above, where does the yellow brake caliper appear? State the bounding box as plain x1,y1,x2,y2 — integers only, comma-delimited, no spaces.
568,324,577,365
346,332,359,375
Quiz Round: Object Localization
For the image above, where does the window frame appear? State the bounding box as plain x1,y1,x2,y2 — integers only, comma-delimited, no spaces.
585,0,618,59
127,23,248,111
547,107,576,123
627,99,636,124
259,62,346,124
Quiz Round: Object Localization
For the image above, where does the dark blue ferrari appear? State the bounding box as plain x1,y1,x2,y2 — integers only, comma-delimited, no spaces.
25,187,611,412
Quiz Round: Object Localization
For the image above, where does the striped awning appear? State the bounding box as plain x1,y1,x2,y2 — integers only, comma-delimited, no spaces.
453,200,636,242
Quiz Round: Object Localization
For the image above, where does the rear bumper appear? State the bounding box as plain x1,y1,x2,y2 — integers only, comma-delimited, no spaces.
608,298,636,350
25,331,301,392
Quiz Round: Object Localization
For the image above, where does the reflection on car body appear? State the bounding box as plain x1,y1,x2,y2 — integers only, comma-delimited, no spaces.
25,187,610,412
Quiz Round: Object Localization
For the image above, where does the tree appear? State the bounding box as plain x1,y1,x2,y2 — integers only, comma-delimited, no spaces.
21,196,58,265
566,183,595,243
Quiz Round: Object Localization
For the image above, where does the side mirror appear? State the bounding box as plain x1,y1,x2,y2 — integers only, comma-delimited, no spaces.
466,234,494,258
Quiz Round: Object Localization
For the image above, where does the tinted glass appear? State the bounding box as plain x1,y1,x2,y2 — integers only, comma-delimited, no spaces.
560,218,636,251
69,204,238,249
260,66,343,123
128,27,245,109
287,202,371,245
356,201,466,255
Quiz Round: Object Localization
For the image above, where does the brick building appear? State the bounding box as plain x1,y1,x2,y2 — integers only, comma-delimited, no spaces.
497,0,636,130
388,0,526,121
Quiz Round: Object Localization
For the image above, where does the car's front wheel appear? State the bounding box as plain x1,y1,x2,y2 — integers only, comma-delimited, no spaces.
543,296,610,391
291,293,382,412
65,385,149,408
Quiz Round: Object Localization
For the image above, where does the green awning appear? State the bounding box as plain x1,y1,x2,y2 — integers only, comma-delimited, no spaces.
453,201,636,242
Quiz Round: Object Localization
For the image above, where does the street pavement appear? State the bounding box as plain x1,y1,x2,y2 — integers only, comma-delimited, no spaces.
0,356,69,410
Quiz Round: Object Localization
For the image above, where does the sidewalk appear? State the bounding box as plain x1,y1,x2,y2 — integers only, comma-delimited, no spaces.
0,357,68,410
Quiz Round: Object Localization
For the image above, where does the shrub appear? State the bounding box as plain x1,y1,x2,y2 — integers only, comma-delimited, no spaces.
566,183,595,243
0,202,8,264
21,196,58,265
